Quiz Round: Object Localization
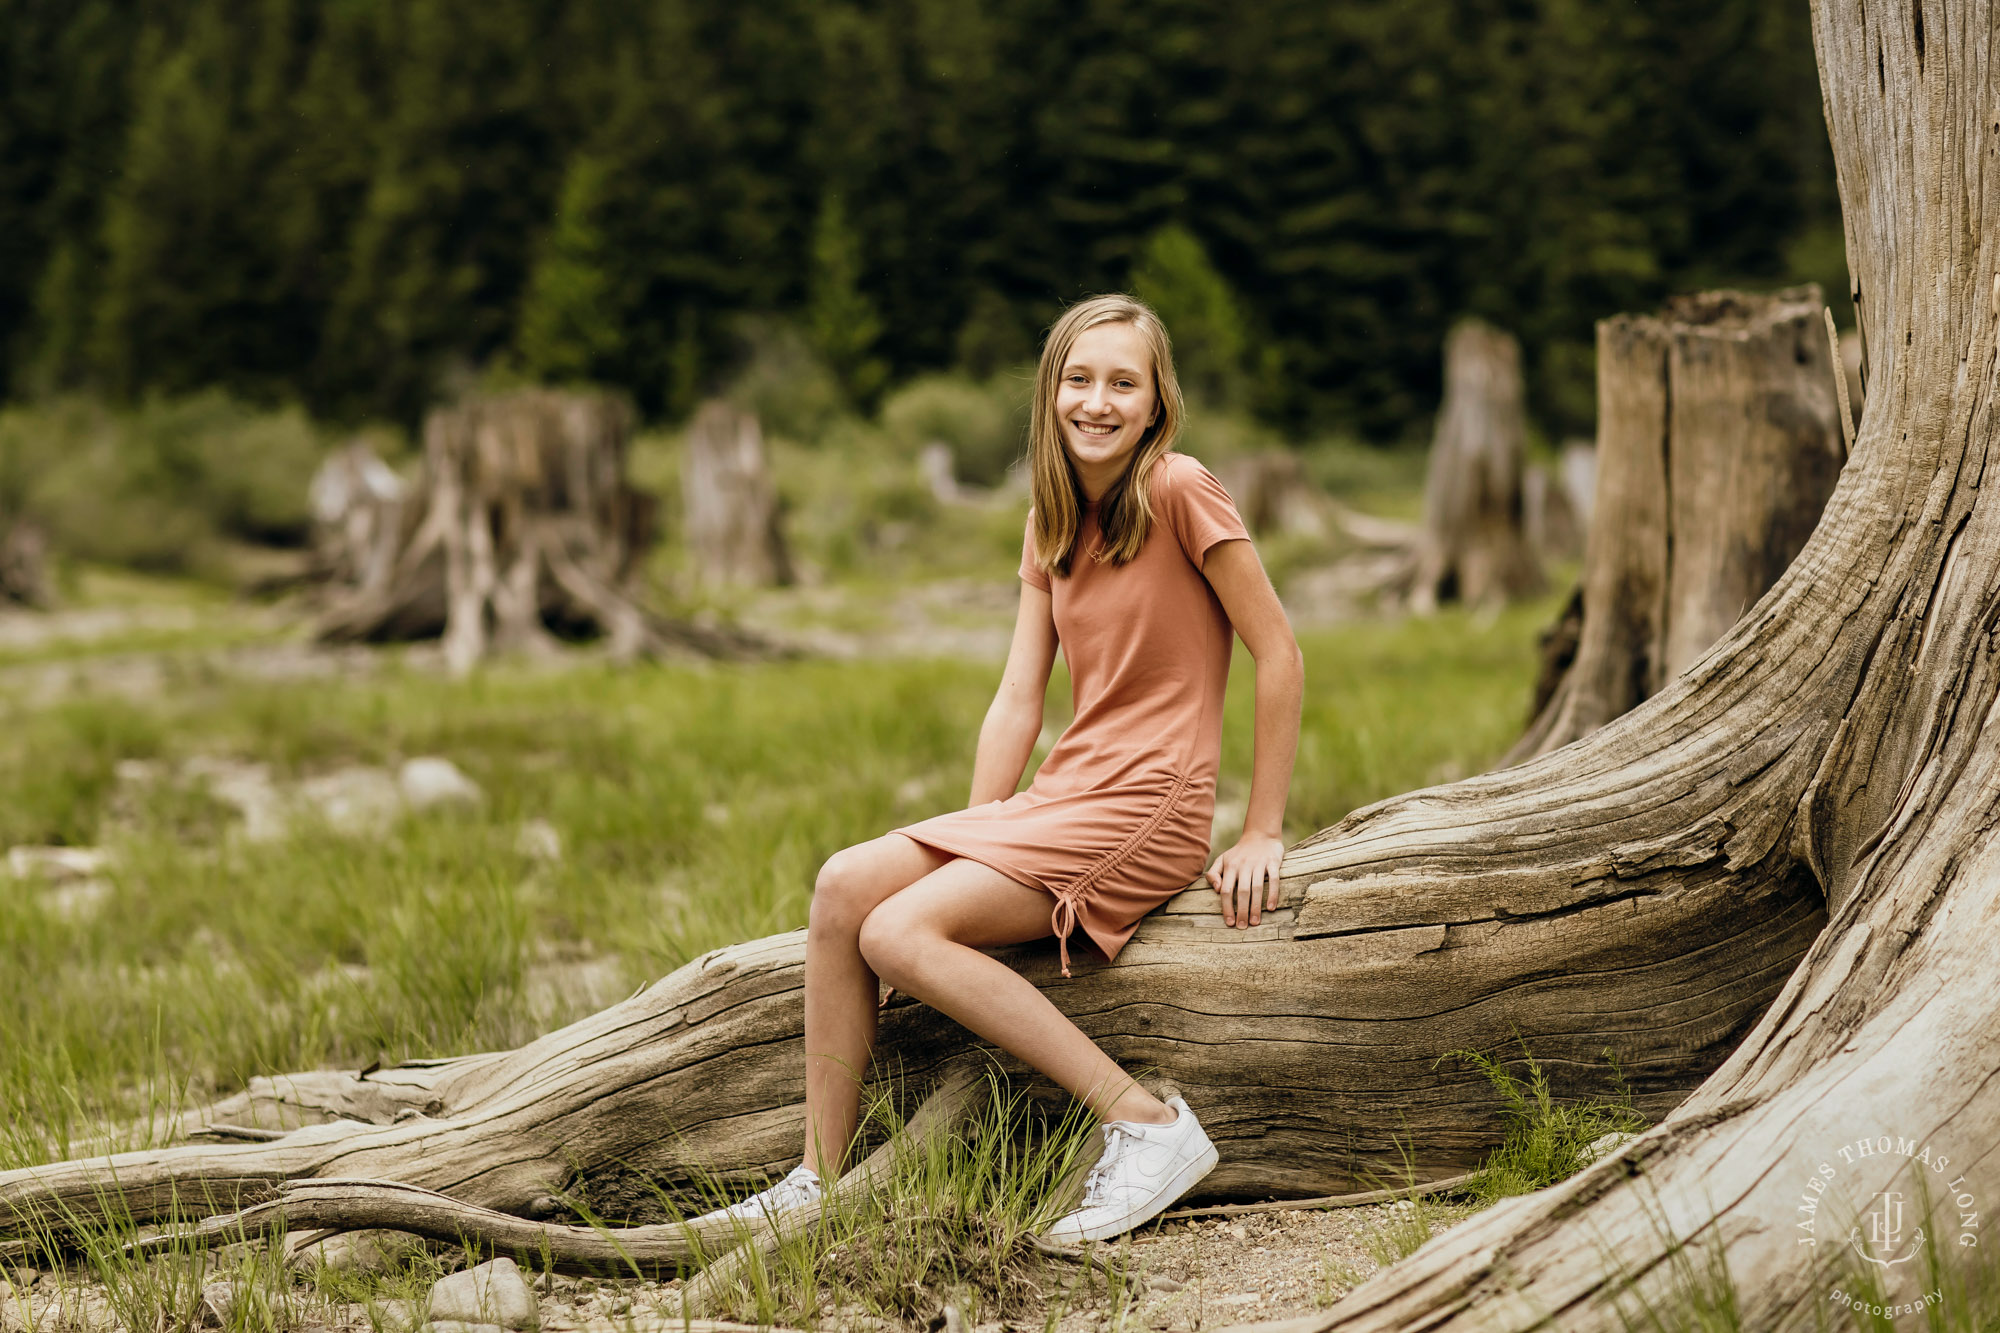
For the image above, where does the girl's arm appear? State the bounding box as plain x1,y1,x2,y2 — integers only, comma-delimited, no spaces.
1199,539,1304,928
968,582,1060,806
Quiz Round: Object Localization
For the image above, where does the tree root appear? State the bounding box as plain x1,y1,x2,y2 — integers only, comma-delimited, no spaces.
92,1057,993,1295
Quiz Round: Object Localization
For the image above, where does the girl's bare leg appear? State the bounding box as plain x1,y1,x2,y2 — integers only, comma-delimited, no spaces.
856,860,1174,1127
803,834,950,1178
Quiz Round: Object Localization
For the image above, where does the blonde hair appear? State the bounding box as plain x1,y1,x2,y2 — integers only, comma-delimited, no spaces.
1028,294,1186,577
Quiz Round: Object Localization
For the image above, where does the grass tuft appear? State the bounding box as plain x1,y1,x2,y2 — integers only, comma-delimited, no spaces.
1450,1044,1647,1205
676,1069,1102,1328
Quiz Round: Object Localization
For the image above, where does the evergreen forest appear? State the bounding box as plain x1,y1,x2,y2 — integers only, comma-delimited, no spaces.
1,0,1837,437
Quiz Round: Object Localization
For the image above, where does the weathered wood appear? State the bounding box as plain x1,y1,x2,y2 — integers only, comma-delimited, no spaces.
314,391,756,673
1509,287,1846,765
1409,319,1542,611
1287,3,2000,1326
0,816,1824,1237
683,401,791,589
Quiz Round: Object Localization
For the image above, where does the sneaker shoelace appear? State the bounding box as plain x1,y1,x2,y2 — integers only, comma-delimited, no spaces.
1079,1124,1138,1209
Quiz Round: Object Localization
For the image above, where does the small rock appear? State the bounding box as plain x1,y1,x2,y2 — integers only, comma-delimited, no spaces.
1149,1275,1184,1293
199,1281,237,1327
1227,1222,1249,1243
428,1257,539,1331
7,845,113,882
399,757,483,811
514,819,562,863
183,757,290,842
1583,1130,1638,1163
942,1304,969,1333
371,1298,421,1331
299,766,404,835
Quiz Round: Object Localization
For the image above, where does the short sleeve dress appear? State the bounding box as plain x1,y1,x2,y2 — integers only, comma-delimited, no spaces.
895,451,1252,975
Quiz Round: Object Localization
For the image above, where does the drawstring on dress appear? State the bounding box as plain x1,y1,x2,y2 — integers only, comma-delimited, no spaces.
1043,771,1192,979
1050,888,1086,977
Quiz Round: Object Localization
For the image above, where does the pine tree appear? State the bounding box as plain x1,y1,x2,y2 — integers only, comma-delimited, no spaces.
808,193,887,409
1129,223,1248,408
516,153,622,384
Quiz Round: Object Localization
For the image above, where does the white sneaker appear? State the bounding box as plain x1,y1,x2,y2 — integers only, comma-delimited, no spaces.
689,1165,823,1227
1045,1096,1217,1243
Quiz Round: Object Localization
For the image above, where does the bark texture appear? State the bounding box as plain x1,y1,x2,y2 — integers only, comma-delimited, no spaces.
1510,287,1848,765
1410,319,1543,611
683,401,791,589
314,391,752,673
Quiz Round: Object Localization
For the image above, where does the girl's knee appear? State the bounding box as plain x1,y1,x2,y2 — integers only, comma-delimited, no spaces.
810,846,876,935
856,901,923,987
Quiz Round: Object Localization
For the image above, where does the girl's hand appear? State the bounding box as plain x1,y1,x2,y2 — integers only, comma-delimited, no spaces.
1206,831,1285,928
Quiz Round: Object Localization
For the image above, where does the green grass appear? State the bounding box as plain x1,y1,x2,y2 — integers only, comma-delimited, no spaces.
1449,1045,1649,1205
683,1067,1105,1328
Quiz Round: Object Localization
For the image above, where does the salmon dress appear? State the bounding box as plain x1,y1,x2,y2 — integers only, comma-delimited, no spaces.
896,451,1251,975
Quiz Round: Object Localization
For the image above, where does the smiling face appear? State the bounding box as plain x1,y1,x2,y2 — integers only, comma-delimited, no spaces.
1055,321,1160,497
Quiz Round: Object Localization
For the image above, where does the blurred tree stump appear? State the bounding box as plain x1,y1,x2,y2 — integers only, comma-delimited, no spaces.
683,400,791,588
1509,287,1846,765
1215,451,1330,540
1522,460,1582,561
315,389,755,674
1409,318,1543,611
0,520,55,608
309,441,413,625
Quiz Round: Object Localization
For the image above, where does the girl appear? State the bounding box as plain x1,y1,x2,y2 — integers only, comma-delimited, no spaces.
702,294,1303,1241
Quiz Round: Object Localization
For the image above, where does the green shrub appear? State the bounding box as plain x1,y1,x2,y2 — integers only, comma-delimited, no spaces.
879,372,1027,486
0,392,329,574
724,317,850,445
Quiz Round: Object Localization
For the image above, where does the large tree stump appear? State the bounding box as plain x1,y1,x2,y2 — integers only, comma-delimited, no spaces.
315,390,752,674
6,8,2000,1325
683,401,791,589
1409,319,1543,611
1509,287,1847,765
